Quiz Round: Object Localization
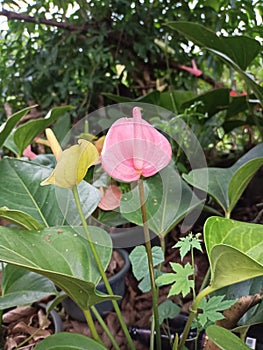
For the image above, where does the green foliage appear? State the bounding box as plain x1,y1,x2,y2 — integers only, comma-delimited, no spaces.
157,300,181,325
0,264,58,309
129,245,164,292
183,143,263,216
204,217,263,292
173,233,203,260
120,163,203,237
206,324,252,350
0,225,118,310
0,158,101,227
156,262,194,298
0,207,43,230
1,0,263,118
196,295,236,329
34,332,107,350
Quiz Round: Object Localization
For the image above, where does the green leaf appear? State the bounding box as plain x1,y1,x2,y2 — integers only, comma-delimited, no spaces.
0,207,43,230
0,106,34,149
121,163,203,236
34,332,107,350
167,22,260,70
0,265,58,309
156,263,194,297
138,269,162,293
158,300,181,325
206,325,251,350
182,88,230,117
183,143,263,215
197,296,236,328
129,245,164,281
0,225,119,309
0,158,101,227
13,106,73,156
204,217,263,291
228,158,263,213
129,246,164,292
173,233,203,260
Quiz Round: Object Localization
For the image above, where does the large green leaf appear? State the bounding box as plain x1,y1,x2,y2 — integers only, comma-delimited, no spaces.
0,158,101,227
0,264,58,309
206,324,251,350
120,164,203,236
0,225,118,309
183,143,263,215
204,217,263,291
13,106,73,156
167,22,260,71
34,332,107,350
167,22,263,105
0,106,33,148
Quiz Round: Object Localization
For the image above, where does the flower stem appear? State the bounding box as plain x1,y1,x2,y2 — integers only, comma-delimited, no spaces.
83,308,102,344
177,285,213,350
91,306,121,350
72,185,135,350
138,179,162,350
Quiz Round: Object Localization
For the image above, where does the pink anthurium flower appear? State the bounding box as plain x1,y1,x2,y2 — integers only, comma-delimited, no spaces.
101,107,172,182
98,184,122,211
23,145,37,160
179,59,202,77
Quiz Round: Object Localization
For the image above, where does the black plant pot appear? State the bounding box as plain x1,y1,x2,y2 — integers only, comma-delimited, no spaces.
245,324,263,350
38,302,64,333
130,313,204,350
62,248,130,322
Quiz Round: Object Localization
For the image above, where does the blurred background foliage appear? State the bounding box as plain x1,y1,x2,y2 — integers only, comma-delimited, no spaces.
0,0,263,161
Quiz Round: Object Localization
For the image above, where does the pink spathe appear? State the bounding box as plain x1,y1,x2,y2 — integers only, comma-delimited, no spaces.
101,107,172,182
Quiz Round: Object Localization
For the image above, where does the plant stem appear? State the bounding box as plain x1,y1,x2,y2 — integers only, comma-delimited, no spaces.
83,308,102,344
72,185,135,350
178,285,214,350
91,306,121,350
138,179,162,350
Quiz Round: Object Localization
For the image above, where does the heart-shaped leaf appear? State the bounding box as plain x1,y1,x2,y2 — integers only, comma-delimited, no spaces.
0,106,34,148
34,332,107,350
120,164,203,236
0,225,118,309
0,158,101,227
183,143,263,216
206,324,251,350
0,265,58,309
13,106,73,156
0,207,43,230
204,217,263,291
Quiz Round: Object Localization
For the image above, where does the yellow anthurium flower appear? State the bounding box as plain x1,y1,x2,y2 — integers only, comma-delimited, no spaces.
41,139,99,189
45,128,62,160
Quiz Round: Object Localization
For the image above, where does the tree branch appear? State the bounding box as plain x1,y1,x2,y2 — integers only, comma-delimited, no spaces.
0,9,225,89
0,9,85,31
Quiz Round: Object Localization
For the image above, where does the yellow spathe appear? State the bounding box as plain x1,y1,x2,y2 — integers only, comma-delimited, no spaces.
41,139,99,189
